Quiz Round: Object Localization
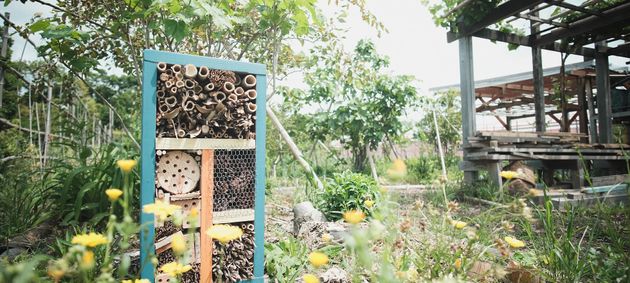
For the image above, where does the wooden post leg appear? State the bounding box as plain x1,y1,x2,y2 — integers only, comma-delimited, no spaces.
569,160,584,190
487,161,503,190
200,150,214,283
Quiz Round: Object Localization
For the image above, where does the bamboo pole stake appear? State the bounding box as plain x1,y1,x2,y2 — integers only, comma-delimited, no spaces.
28,84,32,145
367,145,379,183
432,109,448,181
266,106,324,190
43,81,53,167
0,12,9,108
200,149,214,283
0,117,70,141
35,103,43,170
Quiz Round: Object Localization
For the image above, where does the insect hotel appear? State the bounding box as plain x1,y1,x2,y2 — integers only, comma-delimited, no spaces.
139,50,266,283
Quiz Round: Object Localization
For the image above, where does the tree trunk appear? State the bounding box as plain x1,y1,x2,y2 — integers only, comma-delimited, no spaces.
367,145,379,183
352,145,367,172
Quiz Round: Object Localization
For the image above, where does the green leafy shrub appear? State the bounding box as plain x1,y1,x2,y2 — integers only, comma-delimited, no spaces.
264,237,308,283
314,171,381,220
407,155,439,183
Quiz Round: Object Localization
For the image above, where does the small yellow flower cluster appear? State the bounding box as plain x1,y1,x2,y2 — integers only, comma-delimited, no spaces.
504,236,525,249
206,224,243,244
450,219,467,229
308,251,329,268
105,188,123,201
160,261,192,276
80,250,95,269
364,199,375,208
500,170,520,180
117,159,137,173
343,210,366,224
71,232,108,248
171,233,186,255
303,274,320,283
143,200,181,221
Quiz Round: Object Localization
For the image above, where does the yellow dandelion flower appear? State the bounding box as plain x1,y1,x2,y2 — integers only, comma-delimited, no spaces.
171,233,186,255
303,274,320,283
451,220,467,229
407,268,419,280
364,199,375,208
321,233,332,243
80,250,95,269
189,207,199,217
105,188,123,201
454,258,462,269
387,159,408,178
117,159,137,173
206,224,243,244
504,236,525,249
71,232,108,248
500,170,519,180
343,210,366,224
47,267,65,282
143,200,181,221
160,261,192,276
308,251,329,268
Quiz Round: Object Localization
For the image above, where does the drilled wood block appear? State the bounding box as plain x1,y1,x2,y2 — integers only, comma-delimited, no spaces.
157,151,200,194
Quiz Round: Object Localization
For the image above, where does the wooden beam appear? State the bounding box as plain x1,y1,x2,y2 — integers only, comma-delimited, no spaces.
585,78,598,143
534,2,630,47
451,28,598,57
494,115,510,130
547,0,605,17
596,42,613,143
200,149,214,283
457,0,545,39
548,113,562,125
608,42,630,57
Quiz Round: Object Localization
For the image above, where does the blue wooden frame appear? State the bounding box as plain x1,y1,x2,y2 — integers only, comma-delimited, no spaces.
140,50,266,282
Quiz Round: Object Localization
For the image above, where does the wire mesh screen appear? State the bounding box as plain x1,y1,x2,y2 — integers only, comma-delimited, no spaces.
155,63,257,139
213,149,256,212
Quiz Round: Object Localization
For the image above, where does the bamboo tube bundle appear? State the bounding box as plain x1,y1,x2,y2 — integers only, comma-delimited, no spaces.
211,221,255,282
155,63,257,139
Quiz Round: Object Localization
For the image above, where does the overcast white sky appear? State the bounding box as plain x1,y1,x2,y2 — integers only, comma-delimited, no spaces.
6,0,628,131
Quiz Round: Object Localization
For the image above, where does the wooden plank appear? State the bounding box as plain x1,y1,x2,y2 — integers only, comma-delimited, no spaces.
466,153,629,161
156,138,255,150
155,231,184,255
200,149,213,283
591,174,629,186
581,183,628,194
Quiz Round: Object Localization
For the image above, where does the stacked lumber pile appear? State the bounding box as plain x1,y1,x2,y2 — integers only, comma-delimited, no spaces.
464,131,629,161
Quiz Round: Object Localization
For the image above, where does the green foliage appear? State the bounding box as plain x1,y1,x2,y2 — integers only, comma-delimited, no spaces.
44,143,136,226
424,0,523,49
314,171,381,220
416,90,461,153
264,237,309,283
521,195,590,282
0,255,49,283
300,39,418,171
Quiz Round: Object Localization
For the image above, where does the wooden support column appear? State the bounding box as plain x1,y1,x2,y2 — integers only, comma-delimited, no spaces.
459,36,478,184
577,77,589,142
531,9,546,132
596,42,613,143
486,161,503,189
200,149,214,283
585,78,598,143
